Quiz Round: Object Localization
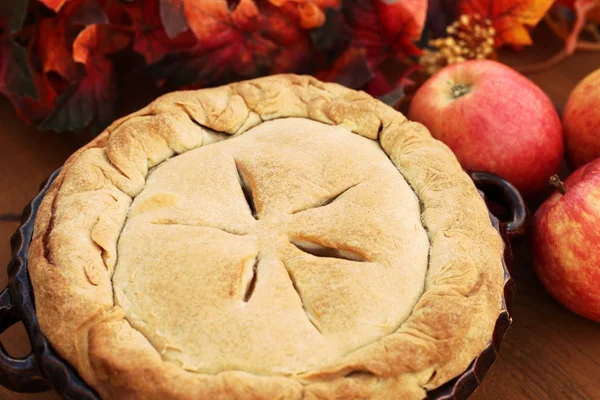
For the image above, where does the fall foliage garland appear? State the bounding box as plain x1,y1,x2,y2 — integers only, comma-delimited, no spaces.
0,0,595,134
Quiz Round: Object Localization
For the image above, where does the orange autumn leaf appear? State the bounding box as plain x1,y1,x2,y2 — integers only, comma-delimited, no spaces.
266,0,339,29
72,24,130,63
458,0,555,47
183,0,259,48
297,2,325,28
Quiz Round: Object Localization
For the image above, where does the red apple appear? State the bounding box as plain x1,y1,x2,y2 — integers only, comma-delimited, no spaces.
533,159,600,322
409,60,563,198
563,68,600,168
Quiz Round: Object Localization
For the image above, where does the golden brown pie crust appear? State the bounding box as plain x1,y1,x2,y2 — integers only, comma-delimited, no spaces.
28,74,504,399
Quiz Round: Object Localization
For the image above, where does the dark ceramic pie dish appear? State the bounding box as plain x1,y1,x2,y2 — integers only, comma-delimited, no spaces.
0,169,526,400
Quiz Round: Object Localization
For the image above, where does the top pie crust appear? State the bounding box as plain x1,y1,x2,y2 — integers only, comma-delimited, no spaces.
28,74,504,400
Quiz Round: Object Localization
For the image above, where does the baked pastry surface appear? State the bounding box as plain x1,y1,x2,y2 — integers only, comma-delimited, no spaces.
29,74,504,399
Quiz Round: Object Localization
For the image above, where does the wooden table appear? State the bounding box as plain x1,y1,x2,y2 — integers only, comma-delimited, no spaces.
1,26,599,399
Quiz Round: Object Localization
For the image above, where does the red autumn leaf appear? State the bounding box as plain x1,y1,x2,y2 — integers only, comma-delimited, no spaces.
457,0,554,47
258,0,311,73
310,8,351,60
38,0,70,12
68,0,108,26
14,70,59,123
36,0,108,81
182,0,284,77
2,0,434,134
147,48,234,90
39,24,130,133
343,0,426,66
316,46,373,88
124,0,196,65
36,18,79,81
148,0,309,88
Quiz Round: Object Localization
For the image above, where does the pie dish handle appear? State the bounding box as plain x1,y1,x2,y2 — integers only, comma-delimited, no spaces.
0,287,51,392
468,171,528,241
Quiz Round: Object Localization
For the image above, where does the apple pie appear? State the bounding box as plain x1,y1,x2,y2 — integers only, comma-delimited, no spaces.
29,74,504,399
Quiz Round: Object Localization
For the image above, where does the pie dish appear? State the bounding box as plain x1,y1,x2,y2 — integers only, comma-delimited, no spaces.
27,74,505,399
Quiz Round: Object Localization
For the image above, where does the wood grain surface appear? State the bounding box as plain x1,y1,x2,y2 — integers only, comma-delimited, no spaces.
0,24,599,400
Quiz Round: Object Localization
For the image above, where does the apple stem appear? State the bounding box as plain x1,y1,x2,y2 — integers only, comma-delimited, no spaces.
451,84,471,99
549,174,566,195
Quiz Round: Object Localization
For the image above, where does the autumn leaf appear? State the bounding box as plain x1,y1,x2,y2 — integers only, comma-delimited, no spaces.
0,0,37,110
68,0,108,26
259,1,311,73
14,71,59,123
310,8,351,63
1,0,484,134
182,0,300,78
457,0,555,47
40,24,130,133
183,0,259,49
36,18,79,80
124,0,196,64
316,46,373,88
0,39,38,106
266,0,339,29
147,48,238,89
0,0,30,33
426,0,458,36
149,0,309,88
38,0,70,13
36,0,108,81
343,0,427,66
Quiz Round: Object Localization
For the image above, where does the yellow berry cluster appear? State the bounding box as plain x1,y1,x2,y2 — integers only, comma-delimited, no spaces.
420,14,496,76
